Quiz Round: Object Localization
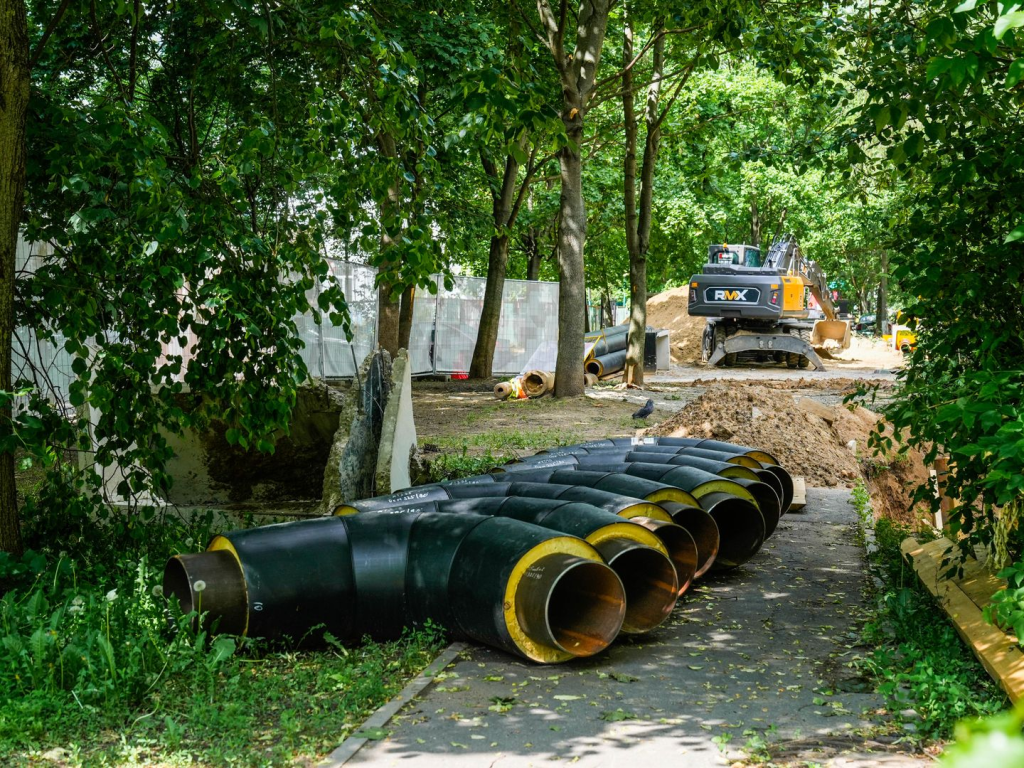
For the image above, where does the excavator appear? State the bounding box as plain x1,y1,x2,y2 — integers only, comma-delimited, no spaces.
687,236,851,371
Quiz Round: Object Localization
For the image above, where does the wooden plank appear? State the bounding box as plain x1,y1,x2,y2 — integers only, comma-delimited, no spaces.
902,536,1024,703
789,477,807,511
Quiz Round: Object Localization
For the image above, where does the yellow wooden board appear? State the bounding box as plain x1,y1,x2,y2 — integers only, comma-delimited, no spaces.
902,536,1024,703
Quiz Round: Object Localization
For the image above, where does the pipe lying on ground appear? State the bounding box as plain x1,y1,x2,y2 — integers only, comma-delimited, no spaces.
537,440,794,514
438,468,721,578
163,434,791,664
522,370,554,398
336,496,682,633
499,460,766,571
164,513,626,663
341,485,696,596
340,481,672,523
585,349,627,378
585,326,629,359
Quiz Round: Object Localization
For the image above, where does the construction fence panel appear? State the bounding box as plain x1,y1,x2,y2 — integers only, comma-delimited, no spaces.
424,275,559,377
313,259,378,379
408,276,441,376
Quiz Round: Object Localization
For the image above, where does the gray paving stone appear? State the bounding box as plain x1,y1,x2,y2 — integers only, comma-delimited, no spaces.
348,488,928,767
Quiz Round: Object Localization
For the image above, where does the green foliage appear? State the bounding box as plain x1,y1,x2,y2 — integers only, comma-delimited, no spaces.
984,555,1024,646
941,706,1024,767
0,540,445,764
858,518,1006,738
14,1,443,533
844,0,1024,555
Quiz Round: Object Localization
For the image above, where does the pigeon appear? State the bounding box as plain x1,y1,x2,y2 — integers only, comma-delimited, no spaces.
631,398,655,420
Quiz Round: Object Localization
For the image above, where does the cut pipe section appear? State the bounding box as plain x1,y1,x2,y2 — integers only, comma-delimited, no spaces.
659,503,720,577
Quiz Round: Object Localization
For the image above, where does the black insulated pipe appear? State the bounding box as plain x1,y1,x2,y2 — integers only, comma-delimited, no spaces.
698,493,766,570
343,481,673,523
483,468,703,509
164,513,626,663
337,496,680,635
658,503,719,577
497,461,766,569
533,441,794,515
727,478,781,538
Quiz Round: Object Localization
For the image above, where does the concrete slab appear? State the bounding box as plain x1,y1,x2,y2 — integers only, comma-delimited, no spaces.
346,488,928,767
375,349,416,494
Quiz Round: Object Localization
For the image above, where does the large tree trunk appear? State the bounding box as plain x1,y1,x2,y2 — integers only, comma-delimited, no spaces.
469,233,510,378
536,0,610,398
470,144,526,379
0,0,29,555
554,137,587,396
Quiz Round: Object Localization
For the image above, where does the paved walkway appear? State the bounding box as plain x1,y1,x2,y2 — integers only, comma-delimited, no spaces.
348,488,926,767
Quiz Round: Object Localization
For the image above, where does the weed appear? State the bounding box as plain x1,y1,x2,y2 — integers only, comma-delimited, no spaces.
856,516,1006,738
0,525,446,765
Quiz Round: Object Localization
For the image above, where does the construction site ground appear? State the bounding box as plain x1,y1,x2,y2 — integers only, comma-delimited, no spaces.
389,358,939,767
346,488,929,767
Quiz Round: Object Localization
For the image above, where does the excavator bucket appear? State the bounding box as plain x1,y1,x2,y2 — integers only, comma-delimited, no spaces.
811,319,851,350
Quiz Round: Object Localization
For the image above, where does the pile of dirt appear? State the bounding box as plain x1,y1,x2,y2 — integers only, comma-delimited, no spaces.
645,383,933,521
642,286,706,364
831,405,932,527
645,384,861,486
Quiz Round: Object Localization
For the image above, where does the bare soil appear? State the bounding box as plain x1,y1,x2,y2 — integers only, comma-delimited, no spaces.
643,384,863,487
412,375,930,528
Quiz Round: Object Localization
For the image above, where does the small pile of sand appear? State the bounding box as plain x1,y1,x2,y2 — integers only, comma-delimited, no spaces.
640,286,706,364
645,384,860,486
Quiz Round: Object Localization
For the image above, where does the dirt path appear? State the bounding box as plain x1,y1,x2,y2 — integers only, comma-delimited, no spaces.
346,489,928,767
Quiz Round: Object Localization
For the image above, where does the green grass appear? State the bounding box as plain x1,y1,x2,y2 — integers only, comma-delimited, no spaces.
425,427,587,482
0,503,446,767
853,486,1007,739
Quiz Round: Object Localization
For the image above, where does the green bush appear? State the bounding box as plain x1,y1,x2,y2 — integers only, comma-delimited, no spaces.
859,517,1006,738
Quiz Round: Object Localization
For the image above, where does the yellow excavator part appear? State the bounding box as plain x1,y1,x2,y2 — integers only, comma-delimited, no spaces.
811,319,851,350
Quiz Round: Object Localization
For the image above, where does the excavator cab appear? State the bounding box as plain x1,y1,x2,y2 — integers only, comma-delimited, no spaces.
708,244,762,268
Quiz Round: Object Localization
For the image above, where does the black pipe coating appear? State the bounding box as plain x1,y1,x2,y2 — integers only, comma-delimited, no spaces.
164,513,626,663
337,496,680,634
498,460,766,569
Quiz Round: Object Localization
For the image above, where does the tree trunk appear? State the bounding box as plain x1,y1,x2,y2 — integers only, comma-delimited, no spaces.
875,249,888,335
622,19,666,387
470,143,526,378
554,137,587,396
536,0,610,398
525,227,540,280
0,0,29,555
397,284,414,350
469,233,510,378
750,194,761,246
376,132,402,356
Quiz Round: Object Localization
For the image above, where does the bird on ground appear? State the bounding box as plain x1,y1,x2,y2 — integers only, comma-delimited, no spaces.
631,398,655,420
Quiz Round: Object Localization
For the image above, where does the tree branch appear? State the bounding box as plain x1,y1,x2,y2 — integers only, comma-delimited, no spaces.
29,0,72,69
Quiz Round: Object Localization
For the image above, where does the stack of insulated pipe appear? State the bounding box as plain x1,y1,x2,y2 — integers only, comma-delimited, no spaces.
441,469,720,577
584,326,629,378
335,496,685,634
165,513,627,664
161,435,790,665
536,438,794,514
498,460,768,570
